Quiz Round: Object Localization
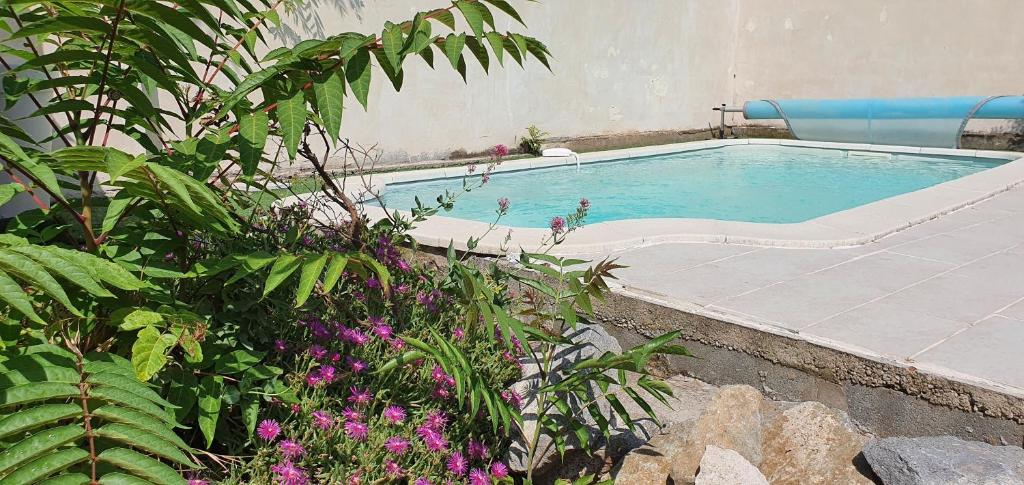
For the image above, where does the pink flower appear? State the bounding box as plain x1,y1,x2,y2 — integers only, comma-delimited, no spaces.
490,462,509,479
290,404,302,414
347,387,372,406
431,365,449,384
414,479,431,485
501,390,523,409
395,283,411,294
305,374,322,387
341,407,362,422
317,365,336,383
274,339,287,352
383,405,406,424
307,344,327,360
453,327,465,340
188,479,208,485
385,460,403,476
447,451,468,476
469,468,489,485
384,436,410,455
497,197,510,213
344,420,368,441
579,197,590,210
372,324,393,340
257,419,281,441
347,357,368,374
390,337,407,350
271,461,309,485
312,410,334,430
396,259,412,272
549,216,566,234
424,410,448,430
468,439,489,460
279,439,305,459
493,144,509,158
417,426,448,452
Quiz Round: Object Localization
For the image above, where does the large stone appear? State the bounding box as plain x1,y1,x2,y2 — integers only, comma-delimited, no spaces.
759,401,873,485
695,445,770,485
612,420,695,484
669,385,766,484
863,436,1024,485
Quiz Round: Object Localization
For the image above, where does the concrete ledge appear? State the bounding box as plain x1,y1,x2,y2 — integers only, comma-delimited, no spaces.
593,284,1024,444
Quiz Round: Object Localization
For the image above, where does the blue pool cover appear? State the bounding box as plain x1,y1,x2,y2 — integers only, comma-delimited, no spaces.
743,96,1024,148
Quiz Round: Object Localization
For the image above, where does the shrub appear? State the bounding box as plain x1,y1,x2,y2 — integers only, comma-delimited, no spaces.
521,125,550,155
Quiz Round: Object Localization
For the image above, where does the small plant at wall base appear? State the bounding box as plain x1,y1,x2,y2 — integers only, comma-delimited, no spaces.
0,0,686,483
521,124,550,155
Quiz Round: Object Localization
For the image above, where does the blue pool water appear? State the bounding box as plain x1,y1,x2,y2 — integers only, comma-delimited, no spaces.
373,145,1006,227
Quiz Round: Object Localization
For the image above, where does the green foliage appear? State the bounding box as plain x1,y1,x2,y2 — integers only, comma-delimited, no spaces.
521,124,549,155
0,349,193,484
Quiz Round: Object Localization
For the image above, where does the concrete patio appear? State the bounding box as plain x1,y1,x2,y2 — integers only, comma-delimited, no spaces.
605,185,1024,396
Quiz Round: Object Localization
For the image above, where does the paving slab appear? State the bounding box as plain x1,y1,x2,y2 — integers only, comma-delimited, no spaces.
914,316,1024,389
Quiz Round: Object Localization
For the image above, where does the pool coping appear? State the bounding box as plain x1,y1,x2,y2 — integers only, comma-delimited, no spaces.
289,138,1024,256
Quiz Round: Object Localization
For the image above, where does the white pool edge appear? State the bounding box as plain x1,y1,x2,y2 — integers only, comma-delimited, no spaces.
287,138,1024,256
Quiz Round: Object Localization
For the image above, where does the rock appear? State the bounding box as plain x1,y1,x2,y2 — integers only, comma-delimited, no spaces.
759,401,872,485
669,385,766,484
613,420,695,484
863,435,1024,485
695,445,769,485
508,323,623,473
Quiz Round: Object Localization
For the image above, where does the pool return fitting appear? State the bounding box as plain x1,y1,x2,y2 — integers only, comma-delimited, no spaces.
542,147,580,171
712,104,744,139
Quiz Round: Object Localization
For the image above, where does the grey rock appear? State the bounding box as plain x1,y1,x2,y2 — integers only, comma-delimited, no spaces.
863,436,1024,485
695,445,769,485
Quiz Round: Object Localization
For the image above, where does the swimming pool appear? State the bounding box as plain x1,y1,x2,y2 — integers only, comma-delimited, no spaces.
373,144,1008,227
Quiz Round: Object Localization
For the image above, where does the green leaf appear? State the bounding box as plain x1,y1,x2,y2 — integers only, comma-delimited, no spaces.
94,423,196,467
241,396,259,439
214,349,264,374
464,35,489,72
86,371,176,409
130,326,171,381
35,472,91,485
0,270,43,324
276,90,305,161
321,254,348,292
91,406,189,449
117,309,164,331
96,472,153,485
313,70,345,144
428,8,457,30
482,0,526,26
455,0,487,38
443,33,467,70
344,48,371,110
262,254,302,297
97,448,187,485
295,253,328,307
0,382,78,408
89,386,173,424
7,246,113,298
380,22,404,71
0,403,79,440
196,375,223,448
0,184,24,206
217,65,284,117
0,424,84,476
237,111,270,177
0,448,89,485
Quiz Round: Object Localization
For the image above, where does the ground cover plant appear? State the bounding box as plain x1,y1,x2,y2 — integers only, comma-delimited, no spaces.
0,1,687,483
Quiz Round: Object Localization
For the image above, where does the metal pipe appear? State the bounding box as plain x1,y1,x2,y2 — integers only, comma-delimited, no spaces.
711,104,744,138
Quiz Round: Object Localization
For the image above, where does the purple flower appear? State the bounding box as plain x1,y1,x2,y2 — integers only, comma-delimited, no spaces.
317,365,336,383
385,460,403,476
271,460,309,485
418,427,448,452
279,439,305,459
424,410,448,430
447,451,468,476
341,407,362,422
501,390,523,409
431,365,449,384
469,468,489,485
497,197,510,213
414,479,432,485
490,462,509,479
344,420,368,441
307,344,327,360
395,283,411,294
372,324,393,340
453,327,465,340
257,419,281,441
347,357,368,374
396,259,412,272
367,276,380,289
579,197,590,210
549,216,566,234
274,339,287,352
468,439,489,460
384,436,410,455
188,479,208,485
383,405,406,424
311,410,333,430
347,387,372,406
